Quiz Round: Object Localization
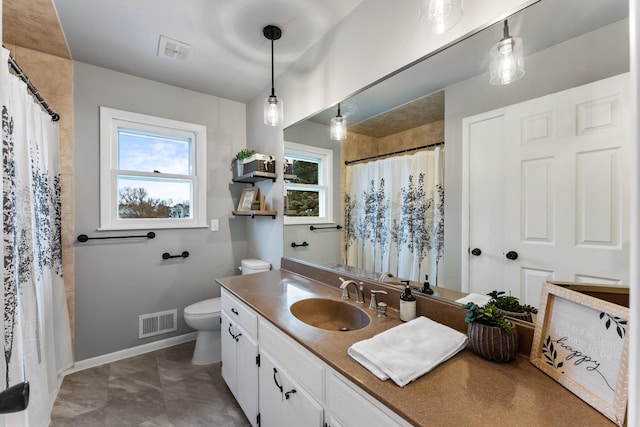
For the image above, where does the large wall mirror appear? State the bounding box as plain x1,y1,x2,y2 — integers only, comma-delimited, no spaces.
283,0,630,318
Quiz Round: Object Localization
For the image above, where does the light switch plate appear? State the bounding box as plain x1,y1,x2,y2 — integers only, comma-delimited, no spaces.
210,219,219,232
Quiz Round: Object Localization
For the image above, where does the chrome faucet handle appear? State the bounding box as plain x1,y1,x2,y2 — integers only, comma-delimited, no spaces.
369,290,388,309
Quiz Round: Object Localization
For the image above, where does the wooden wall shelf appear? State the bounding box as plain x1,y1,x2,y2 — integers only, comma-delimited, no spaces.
232,210,277,219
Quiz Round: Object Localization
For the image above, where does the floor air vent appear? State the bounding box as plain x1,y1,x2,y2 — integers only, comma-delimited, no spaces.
139,309,177,339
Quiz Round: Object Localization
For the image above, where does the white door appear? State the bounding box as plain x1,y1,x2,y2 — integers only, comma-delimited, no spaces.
464,73,630,306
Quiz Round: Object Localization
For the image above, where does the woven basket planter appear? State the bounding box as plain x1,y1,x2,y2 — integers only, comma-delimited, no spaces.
500,309,533,323
467,321,518,362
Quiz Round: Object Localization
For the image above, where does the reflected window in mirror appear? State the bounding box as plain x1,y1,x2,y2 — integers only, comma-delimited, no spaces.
284,142,333,225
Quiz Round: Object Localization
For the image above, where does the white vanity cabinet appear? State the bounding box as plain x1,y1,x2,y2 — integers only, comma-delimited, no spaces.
258,349,324,427
220,289,259,427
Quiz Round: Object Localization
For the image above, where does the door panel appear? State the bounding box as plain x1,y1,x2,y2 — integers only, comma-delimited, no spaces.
467,73,629,306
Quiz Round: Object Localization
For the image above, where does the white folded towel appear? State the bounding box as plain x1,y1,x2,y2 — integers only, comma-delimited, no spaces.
347,316,468,387
455,293,492,306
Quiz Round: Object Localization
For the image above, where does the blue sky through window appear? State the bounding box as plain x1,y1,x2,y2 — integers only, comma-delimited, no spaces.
118,129,191,175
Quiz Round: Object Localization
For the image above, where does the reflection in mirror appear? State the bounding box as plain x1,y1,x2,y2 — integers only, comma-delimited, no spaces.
283,0,630,320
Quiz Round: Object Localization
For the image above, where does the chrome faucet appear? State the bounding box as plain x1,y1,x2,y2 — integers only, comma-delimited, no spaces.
339,278,365,304
369,289,388,310
379,272,394,282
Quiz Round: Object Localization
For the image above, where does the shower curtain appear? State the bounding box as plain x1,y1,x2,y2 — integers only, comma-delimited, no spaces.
344,148,444,283
0,48,72,426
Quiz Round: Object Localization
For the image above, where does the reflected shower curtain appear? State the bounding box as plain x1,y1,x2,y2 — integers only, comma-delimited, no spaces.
344,148,444,283
0,48,72,426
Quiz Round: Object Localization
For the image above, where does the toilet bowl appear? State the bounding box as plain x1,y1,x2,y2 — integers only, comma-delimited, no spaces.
183,297,221,365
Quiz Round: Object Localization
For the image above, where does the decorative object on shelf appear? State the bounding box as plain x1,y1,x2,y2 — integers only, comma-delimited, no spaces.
464,302,518,362
238,188,260,211
263,25,283,126
233,149,256,179
489,19,525,85
530,282,629,427
243,153,275,174
487,290,538,322
329,103,347,141
419,0,463,35
77,231,156,242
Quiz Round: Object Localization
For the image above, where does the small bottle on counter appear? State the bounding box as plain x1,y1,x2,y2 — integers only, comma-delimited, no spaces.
399,281,416,322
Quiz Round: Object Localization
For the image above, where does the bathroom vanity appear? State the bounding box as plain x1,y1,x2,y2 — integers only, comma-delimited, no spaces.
216,263,616,426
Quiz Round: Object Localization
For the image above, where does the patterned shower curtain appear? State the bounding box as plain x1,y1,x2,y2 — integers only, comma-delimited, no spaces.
344,148,444,284
0,48,72,426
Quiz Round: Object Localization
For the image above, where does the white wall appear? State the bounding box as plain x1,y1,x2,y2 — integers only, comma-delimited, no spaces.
73,62,247,360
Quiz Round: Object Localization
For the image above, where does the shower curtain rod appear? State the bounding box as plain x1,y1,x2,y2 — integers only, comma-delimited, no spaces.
344,141,444,165
7,53,60,122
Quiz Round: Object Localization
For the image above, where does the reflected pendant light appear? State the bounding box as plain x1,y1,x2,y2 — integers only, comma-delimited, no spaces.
263,25,283,126
330,103,347,141
489,20,525,85
419,0,463,35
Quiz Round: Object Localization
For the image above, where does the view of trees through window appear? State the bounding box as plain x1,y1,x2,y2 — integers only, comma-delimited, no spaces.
118,187,191,219
287,159,319,217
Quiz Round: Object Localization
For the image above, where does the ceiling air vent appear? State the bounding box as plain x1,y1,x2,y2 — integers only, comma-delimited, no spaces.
157,35,193,62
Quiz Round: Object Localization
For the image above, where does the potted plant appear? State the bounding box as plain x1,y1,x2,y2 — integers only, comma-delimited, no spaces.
233,149,256,178
463,302,518,362
487,291,538,322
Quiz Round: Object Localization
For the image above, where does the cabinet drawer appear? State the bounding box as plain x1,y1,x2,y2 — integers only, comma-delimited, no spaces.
259,318,325,404
221,288,257,338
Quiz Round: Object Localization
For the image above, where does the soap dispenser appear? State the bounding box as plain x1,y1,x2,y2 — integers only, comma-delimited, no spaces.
419,274,434,295
399,281,416,322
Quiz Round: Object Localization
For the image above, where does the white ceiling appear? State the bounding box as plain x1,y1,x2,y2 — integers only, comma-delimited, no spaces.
52,0,365,103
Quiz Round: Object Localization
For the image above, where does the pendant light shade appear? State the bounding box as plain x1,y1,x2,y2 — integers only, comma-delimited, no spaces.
263,25,283,126
419,0,463,35
489,20,525,86
330,103,347,141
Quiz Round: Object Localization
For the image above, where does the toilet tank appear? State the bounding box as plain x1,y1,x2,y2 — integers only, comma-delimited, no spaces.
241,258,271,275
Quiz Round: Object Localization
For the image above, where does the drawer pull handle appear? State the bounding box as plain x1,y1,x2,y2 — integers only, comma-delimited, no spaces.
228,324,235,339
273,368,283,393
234,332,242,342
231,308,239,315
285,389,297,400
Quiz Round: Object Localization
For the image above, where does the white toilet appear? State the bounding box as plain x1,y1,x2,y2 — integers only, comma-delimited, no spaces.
184,259,269,365
240,258,271,275
184,297,221,365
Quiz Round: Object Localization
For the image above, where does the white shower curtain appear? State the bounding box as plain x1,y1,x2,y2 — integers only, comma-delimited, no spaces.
344,148,444,284
0,48,72,427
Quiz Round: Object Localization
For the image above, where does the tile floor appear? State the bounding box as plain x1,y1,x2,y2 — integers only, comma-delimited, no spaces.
50,341,250,427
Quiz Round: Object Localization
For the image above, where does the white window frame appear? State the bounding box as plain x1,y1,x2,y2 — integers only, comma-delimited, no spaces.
99,106,207,230
284,141,333,225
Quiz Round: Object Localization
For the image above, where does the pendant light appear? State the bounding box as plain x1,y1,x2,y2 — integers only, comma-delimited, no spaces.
263,25,283,126
330,103,347,141
489,20,524,85
419,0,463,35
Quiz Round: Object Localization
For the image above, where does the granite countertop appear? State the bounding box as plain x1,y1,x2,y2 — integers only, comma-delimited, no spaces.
216,269,614,427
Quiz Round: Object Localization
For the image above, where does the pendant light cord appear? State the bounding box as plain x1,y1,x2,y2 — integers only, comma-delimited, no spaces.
270,38,275,97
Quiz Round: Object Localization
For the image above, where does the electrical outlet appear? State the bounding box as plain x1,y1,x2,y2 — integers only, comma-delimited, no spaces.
210,219,220,232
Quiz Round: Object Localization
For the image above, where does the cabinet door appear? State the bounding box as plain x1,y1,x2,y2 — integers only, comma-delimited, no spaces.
327,371,405,427
220,311,237,394
259,350,324,427
235,322,259,425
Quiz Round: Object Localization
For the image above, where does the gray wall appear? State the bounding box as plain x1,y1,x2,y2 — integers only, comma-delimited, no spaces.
442,20,630,290
283,120,342,265
73,62,247,361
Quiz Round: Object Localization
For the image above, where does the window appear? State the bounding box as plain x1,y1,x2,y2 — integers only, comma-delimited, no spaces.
284,142,333,225
99,107,207,230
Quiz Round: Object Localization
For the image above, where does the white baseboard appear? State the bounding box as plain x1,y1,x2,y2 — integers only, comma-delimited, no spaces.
70,332,198,373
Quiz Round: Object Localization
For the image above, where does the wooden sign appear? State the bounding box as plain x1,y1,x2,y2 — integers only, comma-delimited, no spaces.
530,282,629,426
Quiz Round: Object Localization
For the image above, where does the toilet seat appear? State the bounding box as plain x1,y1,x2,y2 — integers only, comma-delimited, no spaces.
184,297,221,317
